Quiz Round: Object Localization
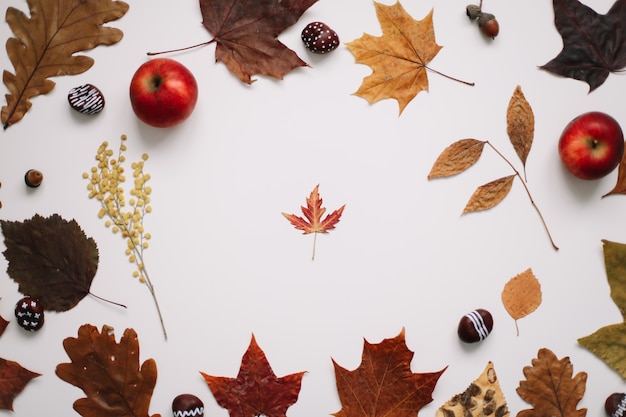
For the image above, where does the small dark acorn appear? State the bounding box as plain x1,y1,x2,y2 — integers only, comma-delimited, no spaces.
24,169,43,188
477,13,499,39
68,83,105,115
172,393,204,417
15,297,44,331
606,393,626,417
301,22,339,54
458,308,493,343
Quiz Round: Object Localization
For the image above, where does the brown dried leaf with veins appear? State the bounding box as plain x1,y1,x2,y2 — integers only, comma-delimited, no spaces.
435,361,509,417
517,348,587,417
428,139,486,179
463,175,515,214
502,268,542,335
507,86,534,180
0,358,40,411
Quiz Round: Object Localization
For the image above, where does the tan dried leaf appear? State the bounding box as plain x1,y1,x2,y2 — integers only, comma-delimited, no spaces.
2,0,129,128
502,268,542,335
462,175,515,214
506,86,534,177
428,139,486,179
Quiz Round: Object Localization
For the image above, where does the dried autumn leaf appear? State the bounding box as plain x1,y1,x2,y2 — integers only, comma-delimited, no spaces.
0,214,99,312
0,358,40,411
462,175,515,214
346,1,471,114
332,328,446,417
56,324,161,417
435,362,509,417
201,334,305,417
578,240,626,379
0,316,8,337
540,0,626,91
507,86,534,179
517,348,587,417
428,139,486,179
282,184,345,260
603,152,626,197
501,268,542,335
199,0,317,84
2,0,129,128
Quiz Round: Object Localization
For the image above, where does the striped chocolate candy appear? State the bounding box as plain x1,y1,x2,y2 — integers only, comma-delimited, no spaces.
172,394,204,417
68,84,105,115
457,308,493,343
606,393,626,417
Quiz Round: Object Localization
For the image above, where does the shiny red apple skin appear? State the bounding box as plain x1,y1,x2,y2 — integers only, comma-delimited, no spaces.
558,111,624,180
129,58,198,128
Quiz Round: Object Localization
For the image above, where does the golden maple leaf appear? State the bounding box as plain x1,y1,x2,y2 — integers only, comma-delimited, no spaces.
346,1,470,114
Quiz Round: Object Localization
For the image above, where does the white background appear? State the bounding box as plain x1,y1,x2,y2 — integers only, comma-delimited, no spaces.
0,0,625,415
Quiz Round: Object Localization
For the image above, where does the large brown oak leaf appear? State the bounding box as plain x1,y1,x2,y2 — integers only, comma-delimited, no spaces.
2,0,129,129
540,0,626,91
332,329,446,417
201,334,305,417
200,0,317,84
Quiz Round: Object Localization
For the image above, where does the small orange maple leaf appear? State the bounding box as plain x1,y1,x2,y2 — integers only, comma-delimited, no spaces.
282,184,345,260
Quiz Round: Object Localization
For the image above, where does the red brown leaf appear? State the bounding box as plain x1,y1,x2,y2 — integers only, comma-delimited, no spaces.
200,0,317,84
55,324,160,417
0,358,40,411
332,328,446,417
201,334,305,417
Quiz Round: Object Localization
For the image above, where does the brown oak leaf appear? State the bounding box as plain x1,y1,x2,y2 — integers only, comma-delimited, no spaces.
0,358,40,411
2,0,129,129
332,328,446,417
201,334,305,417
199,0,317,84
540,0,626,91
1,214,99,311
56,324,161,417
282,184,345,260
517,348,587,417
346,1,471,114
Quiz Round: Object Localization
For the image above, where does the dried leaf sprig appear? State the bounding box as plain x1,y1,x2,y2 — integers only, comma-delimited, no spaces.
83,135,167,340
428,86,558,250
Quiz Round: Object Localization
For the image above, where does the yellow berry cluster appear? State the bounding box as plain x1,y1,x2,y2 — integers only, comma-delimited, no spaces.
83,134,166,339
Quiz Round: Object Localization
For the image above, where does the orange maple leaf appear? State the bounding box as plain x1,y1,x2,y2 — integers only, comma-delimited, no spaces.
282,184,345,260
346,1,472,114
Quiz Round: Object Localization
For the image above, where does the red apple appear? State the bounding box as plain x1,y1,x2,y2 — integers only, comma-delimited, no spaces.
129,58,198,128
558,111,624,180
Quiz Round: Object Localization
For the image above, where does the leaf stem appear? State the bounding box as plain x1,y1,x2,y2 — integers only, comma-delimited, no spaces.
147,39,215,56
312,232,317,261
485,141,559,251
425,65,475,86
88,292,127,308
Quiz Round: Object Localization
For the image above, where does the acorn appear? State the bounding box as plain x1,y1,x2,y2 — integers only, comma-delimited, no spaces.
24,169,43,188
172,394,204,417
14,297,44,331
466,4,481,20
477,12,499,39
605,393,626,417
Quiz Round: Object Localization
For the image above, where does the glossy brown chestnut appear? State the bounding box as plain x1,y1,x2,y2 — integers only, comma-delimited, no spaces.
25,169,43,187
172,393,204,417
606,393,626,417
15,296,44,331
458,308,493,343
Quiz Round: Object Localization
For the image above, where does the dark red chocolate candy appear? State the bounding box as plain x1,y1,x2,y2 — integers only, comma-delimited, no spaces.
458,308,493,343
606,393,626,417
15,297,44,331
301,22,339,54
172,393,204,417
68,84,105,115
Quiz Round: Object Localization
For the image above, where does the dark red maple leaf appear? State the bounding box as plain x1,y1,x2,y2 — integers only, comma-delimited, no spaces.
201,334,305,417
0,358,40,411
332,329,446,417
200,0,318,83
540,0,626,91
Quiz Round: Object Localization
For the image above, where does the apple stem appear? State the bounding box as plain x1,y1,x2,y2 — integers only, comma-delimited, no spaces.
424,65,475,86
147,39,215,56
486,141,559,251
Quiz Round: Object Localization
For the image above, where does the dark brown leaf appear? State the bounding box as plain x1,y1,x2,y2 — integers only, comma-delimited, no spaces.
603,152,626,197
56,324,161,417
0,358,40,411
0,214,99,311
462,175,515,214
200,0,317,84
428,139,486,179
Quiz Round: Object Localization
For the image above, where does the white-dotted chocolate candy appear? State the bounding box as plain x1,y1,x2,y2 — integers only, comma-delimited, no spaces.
68,84,105,115
301,22,339,54
458,308,493,343
14,297,44,331
606,393,626,417
172,394,204,417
